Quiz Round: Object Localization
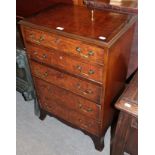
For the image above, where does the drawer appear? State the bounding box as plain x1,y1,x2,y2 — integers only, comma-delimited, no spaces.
37,92,100,135
34,77,101,120
23,27,104,65
69,110,100,136
27,44,103,83
30,61,101,103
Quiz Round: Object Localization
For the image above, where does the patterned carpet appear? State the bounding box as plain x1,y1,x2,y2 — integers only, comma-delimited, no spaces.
16,91,110,155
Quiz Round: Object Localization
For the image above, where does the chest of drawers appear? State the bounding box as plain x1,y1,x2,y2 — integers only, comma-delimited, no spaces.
19,4,137,151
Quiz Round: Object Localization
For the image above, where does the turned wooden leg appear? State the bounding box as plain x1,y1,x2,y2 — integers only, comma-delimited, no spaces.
39,109,47,120
91,136,105,151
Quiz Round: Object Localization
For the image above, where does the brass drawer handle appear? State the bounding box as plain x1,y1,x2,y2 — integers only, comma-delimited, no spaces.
33,51,47,59
82,89,93,95
43,71,48,77
76,65,95,76
76,47,94,58
35,70,48,78
43,54,47,59
76,83,93,95
88,50,94,56
87,108,93,112
78,103,93,113
88,70,95,75
76,47,81,53
76,65,82,71
29,34,45,44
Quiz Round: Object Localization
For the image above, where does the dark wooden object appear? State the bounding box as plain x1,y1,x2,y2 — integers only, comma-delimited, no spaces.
84,0,138,14
84,0,138,80
16,0,74,20
19,4,137,151
16,27,36,101
111,71,138,155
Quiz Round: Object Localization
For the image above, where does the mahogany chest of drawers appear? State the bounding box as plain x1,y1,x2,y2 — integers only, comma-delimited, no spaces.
19,4,137,151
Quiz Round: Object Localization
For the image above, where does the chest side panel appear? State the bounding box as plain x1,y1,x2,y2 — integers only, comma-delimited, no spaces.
100,24,135,134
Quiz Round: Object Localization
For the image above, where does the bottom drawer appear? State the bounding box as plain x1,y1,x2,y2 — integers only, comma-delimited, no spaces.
34,77,101,120
38,92,100,135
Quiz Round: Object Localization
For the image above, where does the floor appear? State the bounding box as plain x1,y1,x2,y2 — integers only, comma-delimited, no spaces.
16,91,110,155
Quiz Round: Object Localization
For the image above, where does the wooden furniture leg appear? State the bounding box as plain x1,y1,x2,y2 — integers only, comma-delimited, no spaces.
39,109,47,120
91,135,105,151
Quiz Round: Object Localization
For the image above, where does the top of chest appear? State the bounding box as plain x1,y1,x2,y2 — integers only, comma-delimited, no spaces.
19,4,136,47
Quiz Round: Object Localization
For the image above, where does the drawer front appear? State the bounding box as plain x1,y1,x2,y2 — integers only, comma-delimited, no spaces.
69,110,100,135
30,61,101,103
24,27,104,65
34,77,101,120
27,44,103,83
37,91,100,135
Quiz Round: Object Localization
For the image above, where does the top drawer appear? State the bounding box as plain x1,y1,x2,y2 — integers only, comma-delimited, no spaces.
23,27,104,65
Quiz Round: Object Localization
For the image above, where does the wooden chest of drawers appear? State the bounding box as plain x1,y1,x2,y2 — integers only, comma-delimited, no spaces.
19,4,137,151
